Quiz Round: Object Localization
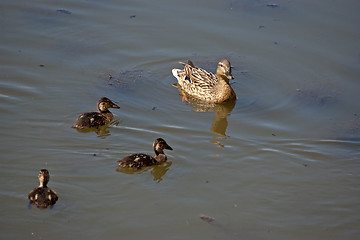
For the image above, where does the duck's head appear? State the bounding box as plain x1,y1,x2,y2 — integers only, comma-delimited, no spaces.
153,138,173,155
97,97,120,112
216,59,234,82
38,169,50,187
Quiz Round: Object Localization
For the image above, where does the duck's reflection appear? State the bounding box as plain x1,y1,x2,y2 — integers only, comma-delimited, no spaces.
116,161,172,183
74,120,119,138
210,101,236,136
185,95,236,137
173,81,236,138
150,161,172,183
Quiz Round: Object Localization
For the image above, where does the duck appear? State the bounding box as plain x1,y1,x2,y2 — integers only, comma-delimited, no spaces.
118,138,173,168
73,97,120,129
28,169,58,209
172,59,236,103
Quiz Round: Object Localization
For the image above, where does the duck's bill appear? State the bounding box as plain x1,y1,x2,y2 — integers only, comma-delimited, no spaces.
165,144,173,150
112,103,120,109
226,72,234,79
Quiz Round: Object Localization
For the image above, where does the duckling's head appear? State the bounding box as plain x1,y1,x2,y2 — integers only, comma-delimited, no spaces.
153,138,173,155
216,59,234,82
97,97,120,112
38,169,50,187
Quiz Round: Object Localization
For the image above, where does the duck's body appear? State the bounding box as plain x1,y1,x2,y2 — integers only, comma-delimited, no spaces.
118,138,173,168
172,59,236,103
28,169,58,209
73,97,120,129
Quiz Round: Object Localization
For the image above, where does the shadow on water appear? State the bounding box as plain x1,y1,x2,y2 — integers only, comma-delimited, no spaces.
116,161,172,183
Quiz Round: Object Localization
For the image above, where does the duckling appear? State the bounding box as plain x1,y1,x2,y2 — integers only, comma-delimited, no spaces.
172,59,236,103
118,138,173,168
73,97,120,129
28,169,58,209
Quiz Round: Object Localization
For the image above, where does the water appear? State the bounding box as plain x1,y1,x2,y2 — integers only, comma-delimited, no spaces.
1,0,359,239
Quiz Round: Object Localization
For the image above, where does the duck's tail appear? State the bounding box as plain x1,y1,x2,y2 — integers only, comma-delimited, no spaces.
179,59,195,67
172,68,181,79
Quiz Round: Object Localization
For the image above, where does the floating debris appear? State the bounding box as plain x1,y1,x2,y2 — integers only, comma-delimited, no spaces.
266,3,279,8
200,214,215,223
56,9,72,15
104,70,145,89
129,15,136,19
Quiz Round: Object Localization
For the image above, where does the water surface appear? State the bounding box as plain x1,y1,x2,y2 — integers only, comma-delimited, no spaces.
1,0,359,239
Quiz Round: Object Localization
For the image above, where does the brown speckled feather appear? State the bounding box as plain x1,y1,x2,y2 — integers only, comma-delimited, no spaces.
73,111,114,129
28,187,58,209
73,97,120,129
118,153,158,168
28,169,58,209
118,138,173,169
172,59,236,103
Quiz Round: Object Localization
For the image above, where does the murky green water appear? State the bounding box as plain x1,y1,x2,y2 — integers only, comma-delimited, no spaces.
1,0,359,239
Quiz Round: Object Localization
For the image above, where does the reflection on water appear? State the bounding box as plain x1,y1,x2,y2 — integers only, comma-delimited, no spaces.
73,120,120,138
210,101,236,136
173,83,236,137
210,138,226,148
116,161,172,183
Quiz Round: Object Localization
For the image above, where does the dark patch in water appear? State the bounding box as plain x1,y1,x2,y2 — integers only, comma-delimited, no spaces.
267,3,279,8
294,84,338,107
56,9,72,15
104,70,146,90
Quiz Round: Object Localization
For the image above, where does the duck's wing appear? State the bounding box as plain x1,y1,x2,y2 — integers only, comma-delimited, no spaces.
177,63,219,99
28,187,39,202
118,153,157,168
28,187,58,208
73,112,108,129
187,65,218,88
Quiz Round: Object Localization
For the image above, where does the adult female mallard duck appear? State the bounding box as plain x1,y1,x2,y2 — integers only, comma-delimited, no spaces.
118,138,173,168
28,169,58,209
172,59,236,103
73,97,120,129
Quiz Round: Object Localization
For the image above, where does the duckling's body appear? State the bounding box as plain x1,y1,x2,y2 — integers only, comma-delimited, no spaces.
172,59,236,103
73,97,120,129
28,169,58,209
118,138,173,168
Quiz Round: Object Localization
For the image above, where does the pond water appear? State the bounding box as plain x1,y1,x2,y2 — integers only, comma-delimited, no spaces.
1,0,359,239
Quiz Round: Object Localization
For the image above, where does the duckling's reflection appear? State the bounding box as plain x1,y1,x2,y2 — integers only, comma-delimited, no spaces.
74,120,119,138
116,161,172,183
